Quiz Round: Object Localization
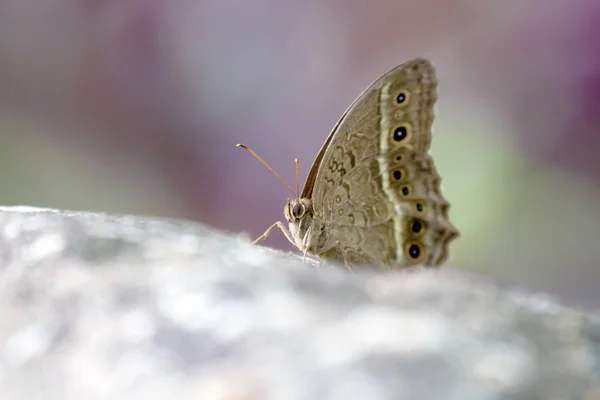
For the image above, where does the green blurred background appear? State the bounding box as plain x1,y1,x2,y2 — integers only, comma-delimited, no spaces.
1,0,599,306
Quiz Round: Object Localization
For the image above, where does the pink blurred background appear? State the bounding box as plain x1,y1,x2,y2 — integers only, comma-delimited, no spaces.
1,0,599,306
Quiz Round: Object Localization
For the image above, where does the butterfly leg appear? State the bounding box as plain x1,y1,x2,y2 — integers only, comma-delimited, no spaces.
343,257,354,272
318,239,338,254
300,226,313,262
252,221,296,247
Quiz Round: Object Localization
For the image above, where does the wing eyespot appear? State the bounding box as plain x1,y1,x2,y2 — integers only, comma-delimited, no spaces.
392,125,411,142
412,219,426,234
404,241,424,263
400,185,412,196
392,167,407,181
395,90,411,106
414,201,426,214
394,126,406,141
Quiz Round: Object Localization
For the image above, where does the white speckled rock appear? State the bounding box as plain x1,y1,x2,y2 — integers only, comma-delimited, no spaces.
0,206,599,400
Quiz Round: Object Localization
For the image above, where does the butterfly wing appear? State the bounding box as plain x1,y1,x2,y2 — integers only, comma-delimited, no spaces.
305,58,458,267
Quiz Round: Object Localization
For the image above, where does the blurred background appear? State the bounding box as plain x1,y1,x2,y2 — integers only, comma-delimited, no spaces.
0,0,599,306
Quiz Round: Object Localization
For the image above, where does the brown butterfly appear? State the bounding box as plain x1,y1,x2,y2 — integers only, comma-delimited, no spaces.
239,58,458,269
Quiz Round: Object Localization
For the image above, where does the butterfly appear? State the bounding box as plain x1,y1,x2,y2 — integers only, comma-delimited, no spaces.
239,58,458,269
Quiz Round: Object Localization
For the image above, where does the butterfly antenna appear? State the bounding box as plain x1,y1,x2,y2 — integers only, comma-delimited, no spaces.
237,144,297,198
294,158,300,199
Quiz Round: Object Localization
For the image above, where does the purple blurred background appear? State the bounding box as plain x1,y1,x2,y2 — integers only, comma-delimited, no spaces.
1,0,599,306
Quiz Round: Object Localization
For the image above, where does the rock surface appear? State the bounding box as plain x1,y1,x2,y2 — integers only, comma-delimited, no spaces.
0,206,599,400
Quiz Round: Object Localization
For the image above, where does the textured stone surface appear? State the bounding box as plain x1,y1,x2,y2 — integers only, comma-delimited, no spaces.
0,206,599,400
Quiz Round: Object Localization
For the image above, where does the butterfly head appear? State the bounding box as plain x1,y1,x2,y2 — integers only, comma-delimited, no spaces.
284,197,314,252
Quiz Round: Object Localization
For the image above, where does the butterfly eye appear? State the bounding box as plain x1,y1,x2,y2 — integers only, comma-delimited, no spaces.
404,241,424,263
395,90,410,105
292,203,305,219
